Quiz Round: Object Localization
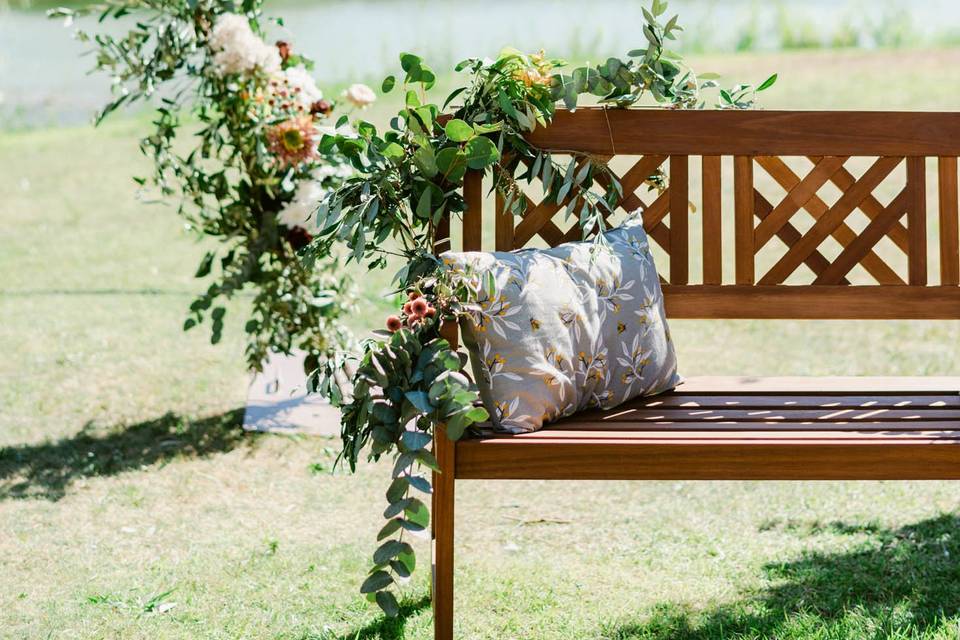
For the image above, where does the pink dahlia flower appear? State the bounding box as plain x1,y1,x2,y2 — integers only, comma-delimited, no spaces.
267,116,318,168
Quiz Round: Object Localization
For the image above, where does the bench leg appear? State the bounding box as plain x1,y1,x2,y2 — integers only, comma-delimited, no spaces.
432,430,456,640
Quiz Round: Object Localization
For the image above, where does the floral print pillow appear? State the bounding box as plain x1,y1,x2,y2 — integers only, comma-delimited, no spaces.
442,215,680,433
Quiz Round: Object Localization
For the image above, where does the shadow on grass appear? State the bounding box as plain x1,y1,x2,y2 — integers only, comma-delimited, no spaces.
0,409,250,501
609,514,960,639
322,595,431,640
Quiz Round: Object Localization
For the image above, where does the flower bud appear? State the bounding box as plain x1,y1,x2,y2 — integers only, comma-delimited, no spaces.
276,40,291,62
310,99,334,117
411,298,428,316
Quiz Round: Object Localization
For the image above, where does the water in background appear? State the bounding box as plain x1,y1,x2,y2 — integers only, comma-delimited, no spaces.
1,0,957,128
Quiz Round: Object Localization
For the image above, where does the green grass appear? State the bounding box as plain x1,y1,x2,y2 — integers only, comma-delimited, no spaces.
2,48,960,639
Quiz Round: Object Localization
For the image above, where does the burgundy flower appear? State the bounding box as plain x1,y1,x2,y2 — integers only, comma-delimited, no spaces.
285,226,313,250
386,316,403,333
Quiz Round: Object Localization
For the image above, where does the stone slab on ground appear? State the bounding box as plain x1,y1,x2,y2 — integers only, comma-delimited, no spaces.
243,351,341,436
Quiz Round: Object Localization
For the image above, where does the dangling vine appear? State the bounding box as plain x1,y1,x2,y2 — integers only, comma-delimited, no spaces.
310,0,776,617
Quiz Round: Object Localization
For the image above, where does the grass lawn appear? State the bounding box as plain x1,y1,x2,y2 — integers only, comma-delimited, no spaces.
2,48,960,639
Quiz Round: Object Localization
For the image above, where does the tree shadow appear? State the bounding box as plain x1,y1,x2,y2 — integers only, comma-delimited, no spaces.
609,514,960,639
322,595,431,640
0,409,251,501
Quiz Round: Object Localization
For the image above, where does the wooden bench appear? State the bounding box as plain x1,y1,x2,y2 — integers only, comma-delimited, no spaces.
430,109,960,639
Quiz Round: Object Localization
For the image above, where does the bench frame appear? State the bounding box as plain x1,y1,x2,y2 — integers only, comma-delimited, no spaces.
430,109,960,639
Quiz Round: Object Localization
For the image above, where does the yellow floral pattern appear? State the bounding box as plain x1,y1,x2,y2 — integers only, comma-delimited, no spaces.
443,216,680,433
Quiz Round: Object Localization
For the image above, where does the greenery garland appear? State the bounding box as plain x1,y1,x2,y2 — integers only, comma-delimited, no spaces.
51,0,365,370
312,0,776,616
56,0,775,618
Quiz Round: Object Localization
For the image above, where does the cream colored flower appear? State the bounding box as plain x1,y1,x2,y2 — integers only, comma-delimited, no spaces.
277,165,353,230
278,65,323,107
343,83,376,108
277,177,325,231
208,13,281,76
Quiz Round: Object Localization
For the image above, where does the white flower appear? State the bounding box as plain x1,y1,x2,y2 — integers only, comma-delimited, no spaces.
313,163,354,181
209,13,281,76
276,166,352,230
343,83,376,108
277,180,325,230
274,65,323,107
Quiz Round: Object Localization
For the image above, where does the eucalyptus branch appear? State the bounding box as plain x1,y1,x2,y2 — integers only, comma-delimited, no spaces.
309,1,776,616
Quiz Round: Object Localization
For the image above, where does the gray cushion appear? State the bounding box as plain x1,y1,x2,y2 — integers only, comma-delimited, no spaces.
441,215,680,433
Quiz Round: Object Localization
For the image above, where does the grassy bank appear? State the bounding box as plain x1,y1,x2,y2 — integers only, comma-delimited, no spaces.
2,48,960,639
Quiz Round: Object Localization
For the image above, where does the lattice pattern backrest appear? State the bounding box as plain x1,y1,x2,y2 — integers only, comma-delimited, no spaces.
452,109,960,320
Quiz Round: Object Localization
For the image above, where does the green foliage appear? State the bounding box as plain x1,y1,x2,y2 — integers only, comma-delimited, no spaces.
54,0,773,618
309,2,774,291
307,0,777,617
718,74,778,110
313,274,489,614
50,0,356,370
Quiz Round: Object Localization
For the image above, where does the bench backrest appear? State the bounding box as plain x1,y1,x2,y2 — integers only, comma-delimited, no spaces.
449,109,960,320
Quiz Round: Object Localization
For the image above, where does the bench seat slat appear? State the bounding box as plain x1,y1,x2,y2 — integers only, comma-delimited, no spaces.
672,376,960,393
455,440,960,480
560,408,960,423
627,394,960,410
456,377,960,481
515,421,960,433
481,429,960,441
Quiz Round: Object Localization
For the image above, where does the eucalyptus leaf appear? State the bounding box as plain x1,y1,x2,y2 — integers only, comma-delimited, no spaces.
373,540,406,565
404,498,430,528
375,591,400,617
383,498,412,519
412,145,438,178
436,147,468,182
404,390,433,413
407,475,432,494
399,52,421,72
377,518,403,541
397,548,416,574
360,570,393,594
464,136,499,170
386,477,409,503
444,119,475,143
401,430,432,451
